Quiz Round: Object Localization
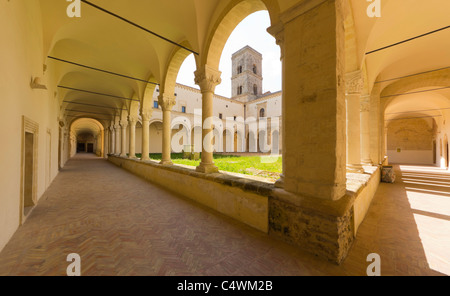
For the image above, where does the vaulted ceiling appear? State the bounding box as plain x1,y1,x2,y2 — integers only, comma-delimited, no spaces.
37,0,450,134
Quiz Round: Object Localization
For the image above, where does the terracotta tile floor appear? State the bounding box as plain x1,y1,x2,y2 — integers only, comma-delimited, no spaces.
0,154,448,276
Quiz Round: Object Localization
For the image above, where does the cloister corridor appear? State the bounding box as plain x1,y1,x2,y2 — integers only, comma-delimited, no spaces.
0,154,448,276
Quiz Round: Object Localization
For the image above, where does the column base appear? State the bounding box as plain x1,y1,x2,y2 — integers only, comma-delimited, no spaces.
346,164,364,173
160,160,173,166
196,162,219,174
361,159,373,166
141,156,150,161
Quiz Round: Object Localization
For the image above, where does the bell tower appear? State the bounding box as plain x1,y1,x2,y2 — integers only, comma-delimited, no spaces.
231,46,263,102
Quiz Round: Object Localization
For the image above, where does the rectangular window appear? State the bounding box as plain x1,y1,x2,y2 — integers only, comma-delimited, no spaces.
219,113,223,119
154,101,159,108
181,106,186,113
234,116,237,121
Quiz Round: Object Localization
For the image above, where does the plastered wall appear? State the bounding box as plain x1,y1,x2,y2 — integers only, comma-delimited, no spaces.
0,1,59,251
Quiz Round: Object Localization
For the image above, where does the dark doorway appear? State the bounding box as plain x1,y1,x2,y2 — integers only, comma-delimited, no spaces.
433,140,436,164
87,143,94,153
447,143,449,168
77,142,86,153
24,132,35,216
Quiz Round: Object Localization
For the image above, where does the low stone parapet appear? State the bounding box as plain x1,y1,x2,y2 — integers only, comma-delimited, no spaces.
109,155,380,265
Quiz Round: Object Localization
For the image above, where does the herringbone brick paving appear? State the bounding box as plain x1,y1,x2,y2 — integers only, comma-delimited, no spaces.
0,154,448,276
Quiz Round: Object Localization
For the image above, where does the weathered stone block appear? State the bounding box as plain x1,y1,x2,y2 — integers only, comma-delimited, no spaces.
269,189,355,264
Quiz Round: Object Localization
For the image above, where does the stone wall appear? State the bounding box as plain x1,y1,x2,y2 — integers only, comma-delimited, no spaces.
269,189,355,264
109,155,381,265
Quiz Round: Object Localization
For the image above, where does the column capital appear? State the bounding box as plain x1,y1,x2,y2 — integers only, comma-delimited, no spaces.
158,94,176,111
267,22,285,59
194,65,222,93
128,116,138,125
140,110,153,122
345,70,364,95
360,95,371,112
120,120,128,128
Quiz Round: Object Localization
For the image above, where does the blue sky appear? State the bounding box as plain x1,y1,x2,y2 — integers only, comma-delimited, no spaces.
176,11,281,98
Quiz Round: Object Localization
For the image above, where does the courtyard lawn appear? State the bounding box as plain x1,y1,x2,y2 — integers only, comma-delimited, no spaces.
135,153,282,181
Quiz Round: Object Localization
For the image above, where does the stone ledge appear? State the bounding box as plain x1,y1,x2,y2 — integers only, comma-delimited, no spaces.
112,155,275,197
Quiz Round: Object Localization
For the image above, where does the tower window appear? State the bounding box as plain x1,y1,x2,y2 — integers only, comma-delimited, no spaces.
253,64,257,74
237,65,243,74
253,84,258,95
237,86,243,95
181,106,186,113
260,108,265,118
154,101,159,108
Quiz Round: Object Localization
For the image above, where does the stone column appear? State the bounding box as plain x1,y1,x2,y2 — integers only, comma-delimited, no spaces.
120,121,128,157
128,117,137,159
268,23,285,188
158,94,176,165
58,120,65,169
345,71,364,173
194,65,222,173
360,95,372,165
114,124,121,156
104,128,109,158
270,1,346,200
140,111,151,161
109,125,115,155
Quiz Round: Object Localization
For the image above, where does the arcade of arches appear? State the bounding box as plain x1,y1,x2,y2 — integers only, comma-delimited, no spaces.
0,0,449,275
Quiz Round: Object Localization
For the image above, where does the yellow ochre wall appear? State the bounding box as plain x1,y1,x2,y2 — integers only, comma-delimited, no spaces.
0,1,60,251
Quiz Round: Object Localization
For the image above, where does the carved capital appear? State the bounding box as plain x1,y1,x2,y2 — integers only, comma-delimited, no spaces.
194,65,222,93
140,110,152,122
128,116,138,126
360,95,371,112
345,71,364,95
120,120,128,128
267,22,285,60
158,94,176,111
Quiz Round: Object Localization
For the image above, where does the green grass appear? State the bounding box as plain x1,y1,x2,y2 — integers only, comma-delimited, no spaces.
135,153,282,181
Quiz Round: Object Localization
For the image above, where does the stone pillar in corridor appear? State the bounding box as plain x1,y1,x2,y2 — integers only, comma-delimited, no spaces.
103,129,108,157
140,111,152,161
360,95,372,165
58,120,65,168
345,71,364,173
158,94,176,165
114,123,121,156
120,120,128,157
194,65,221,173
266,0,353,264
269,1,346,201
268,24,286,188
128,116,137,159
109,125,115,155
